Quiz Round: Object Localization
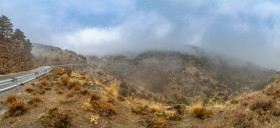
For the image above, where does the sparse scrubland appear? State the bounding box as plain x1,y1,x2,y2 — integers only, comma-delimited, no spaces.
0,66,279,128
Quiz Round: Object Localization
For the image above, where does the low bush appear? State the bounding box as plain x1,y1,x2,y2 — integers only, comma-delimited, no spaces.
117,95,125,101
28,95,43,105
38,107,72,128
250,99,275,111
189,102,212,119
229,112,254,128
107,83,117,96
83,94,117,118
80,89,90,96
25,85,34,93
7,98,26,116
0,68,7,74
41,79,51,86
6,94,17,103
67,79,80,89
61,75,70,86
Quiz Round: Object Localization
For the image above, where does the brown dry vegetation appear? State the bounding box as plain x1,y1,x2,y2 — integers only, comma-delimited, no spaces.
7,97,26,117
1,67,280,128
189,102,212,119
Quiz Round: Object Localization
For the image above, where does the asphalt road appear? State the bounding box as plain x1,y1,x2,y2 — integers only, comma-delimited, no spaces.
0,66,52,92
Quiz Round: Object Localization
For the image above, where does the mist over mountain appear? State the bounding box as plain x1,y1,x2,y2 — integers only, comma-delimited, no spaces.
1,0,280,70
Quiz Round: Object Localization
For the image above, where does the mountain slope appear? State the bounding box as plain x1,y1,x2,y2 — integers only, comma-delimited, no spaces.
0,38,34,74
32,43,87,66
88,51,275,104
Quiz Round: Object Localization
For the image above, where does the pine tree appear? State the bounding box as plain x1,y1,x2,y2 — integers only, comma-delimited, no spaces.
0,15,13,38
24,39,33,51
12,29,26,42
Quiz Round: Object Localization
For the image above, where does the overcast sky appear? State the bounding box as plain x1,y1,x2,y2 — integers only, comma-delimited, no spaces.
1,0,280,70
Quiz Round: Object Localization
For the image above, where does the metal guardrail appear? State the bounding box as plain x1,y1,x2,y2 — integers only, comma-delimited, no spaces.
0,66,52,92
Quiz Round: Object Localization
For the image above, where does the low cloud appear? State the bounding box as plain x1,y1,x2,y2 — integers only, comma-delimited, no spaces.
1,0,280,69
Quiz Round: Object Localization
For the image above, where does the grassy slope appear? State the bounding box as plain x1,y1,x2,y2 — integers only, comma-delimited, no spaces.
0,67,279,128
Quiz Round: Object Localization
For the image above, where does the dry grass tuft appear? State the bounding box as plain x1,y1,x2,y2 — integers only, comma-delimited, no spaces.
72,84,81,91
90,93,101,101
249,99,275,111
117,95,125,101
230,91,262,104
67,79,81,89
7,97,27,117
107,82,118,96
6,94,17,103
80,89,90,96
52,67,65,77
189,102,212,119
33,86,46,95
61,74,70,86
165,110,181,120
25,85,34,93
107,96,115,103
82,94,118,118
41,79,51,86
38,107,72,128
28,95,43,105
131,105,149,115
93,100,118,117
85,76,91,82
142,118,166,128
229,112,255,128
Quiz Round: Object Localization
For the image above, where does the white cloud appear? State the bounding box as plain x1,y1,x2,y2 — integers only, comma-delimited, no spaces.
53,12,174,55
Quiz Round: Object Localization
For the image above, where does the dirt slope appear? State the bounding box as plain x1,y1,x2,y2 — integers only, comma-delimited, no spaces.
0,38,34,74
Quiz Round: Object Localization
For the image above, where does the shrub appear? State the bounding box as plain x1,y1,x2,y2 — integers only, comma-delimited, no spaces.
7,98,26,116
90,93,101,101
38,107,73,128
83,94,118,118
143,118,166,128
119,82,128,89
250,99,275,111
189,102,212,119
117,95,125,101
107,83,117,96
25,85,34,93
6,94,17,103
61,75,70,86
28,95,43,105
94,100,118,117
229,112,254,128
165,110,181,121
80,89,90,96
0,68,7,74
118,89,129,97
67,79,80,89
53,67,64,77
41,79,51,86
33,86,46,95
131,105,149,115
72,85,81,91
107,96,115,103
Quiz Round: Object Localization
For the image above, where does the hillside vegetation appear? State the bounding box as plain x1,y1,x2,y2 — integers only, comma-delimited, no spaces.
32,43,87,66
88,51,275,104
0,67,279,128
0,15,34,74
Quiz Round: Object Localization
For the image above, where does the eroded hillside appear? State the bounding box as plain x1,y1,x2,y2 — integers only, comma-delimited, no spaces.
0,38,34,74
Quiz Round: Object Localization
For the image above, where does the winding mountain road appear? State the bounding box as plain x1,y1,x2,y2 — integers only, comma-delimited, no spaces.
0,66,52,92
